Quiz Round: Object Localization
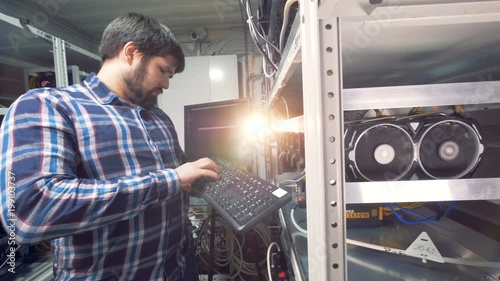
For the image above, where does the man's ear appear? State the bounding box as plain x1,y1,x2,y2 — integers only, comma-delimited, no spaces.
122,42,141,65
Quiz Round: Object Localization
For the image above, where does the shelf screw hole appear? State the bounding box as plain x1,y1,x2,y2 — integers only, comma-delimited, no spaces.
331,222,338,228
327,70,334,76
326,47,333,53
326,24,332,30
328,92,334,98
332,243,338,249
329,158,336,164
333,263,339,269
329,114,335,121
331,201,337,207
329,136,336,143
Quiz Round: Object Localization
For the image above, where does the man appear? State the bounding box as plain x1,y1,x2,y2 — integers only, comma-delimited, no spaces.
0,12,219,280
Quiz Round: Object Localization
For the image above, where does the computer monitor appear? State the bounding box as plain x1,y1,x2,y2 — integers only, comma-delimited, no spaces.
184,99,252,168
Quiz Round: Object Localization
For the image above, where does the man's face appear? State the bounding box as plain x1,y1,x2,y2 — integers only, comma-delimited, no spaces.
123,55,177,110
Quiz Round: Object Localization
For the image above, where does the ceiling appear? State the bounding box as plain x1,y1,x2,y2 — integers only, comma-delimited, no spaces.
0,0,258,72
0,0,255,43
0,0,499,92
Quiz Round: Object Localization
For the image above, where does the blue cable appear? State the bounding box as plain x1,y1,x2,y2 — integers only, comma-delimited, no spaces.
443,201,456,216
391,204,429,220
437,201,456,215
385,202,456,225
386,204,436,225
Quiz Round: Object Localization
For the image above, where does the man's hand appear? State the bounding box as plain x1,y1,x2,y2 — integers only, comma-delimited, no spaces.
174,158,220,192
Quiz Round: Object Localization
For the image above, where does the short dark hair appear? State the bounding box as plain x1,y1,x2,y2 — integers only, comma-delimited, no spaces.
99,12,185,73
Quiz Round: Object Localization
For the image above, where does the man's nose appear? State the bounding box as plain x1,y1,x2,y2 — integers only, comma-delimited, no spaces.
161,77,169,90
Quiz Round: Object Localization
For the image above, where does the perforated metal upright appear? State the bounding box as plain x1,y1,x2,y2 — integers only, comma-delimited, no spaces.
299,0,347,280
52,37,69,88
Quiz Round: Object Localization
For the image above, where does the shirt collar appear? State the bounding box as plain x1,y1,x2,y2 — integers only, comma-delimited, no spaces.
84,73,121,105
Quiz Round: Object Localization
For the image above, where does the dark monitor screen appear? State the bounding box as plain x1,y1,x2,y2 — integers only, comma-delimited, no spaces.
184,99,252,167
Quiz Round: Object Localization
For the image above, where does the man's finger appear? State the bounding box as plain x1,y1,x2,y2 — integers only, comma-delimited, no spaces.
198,158,220,174
203,169,220,180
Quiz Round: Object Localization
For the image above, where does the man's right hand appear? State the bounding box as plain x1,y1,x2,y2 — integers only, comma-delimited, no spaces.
174,158,220,193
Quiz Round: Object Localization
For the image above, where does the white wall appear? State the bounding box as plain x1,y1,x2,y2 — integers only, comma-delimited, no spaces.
157,55,239,150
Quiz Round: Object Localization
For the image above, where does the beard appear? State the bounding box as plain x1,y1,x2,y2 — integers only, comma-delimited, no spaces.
123,60,162,110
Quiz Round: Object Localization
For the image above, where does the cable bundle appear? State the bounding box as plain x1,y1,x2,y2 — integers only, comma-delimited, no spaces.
384,202,456,225
239,0,281,77
195,213,272,280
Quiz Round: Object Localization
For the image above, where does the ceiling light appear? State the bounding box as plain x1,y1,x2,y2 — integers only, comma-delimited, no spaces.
210,69,224,80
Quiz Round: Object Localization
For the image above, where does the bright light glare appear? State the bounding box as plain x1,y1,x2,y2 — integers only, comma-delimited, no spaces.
244,114,271,141
209,69,224,80
272,116,303,133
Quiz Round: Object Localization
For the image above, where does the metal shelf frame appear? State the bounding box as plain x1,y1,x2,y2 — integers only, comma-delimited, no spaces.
267,15,302,109
346,178,500,204
23,65,88,92
300,1,347,280
344,81,500,111
267,1,500,280
0,11,100,62
0,10,101,97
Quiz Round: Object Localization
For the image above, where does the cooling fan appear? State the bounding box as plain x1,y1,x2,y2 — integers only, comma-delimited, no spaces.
417,118,484,179
345,113,484,182
345,120,416,181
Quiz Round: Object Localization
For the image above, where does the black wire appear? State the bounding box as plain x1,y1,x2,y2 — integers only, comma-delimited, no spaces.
238,0,246,22
238,0,280,76
256,29,282,55
239,0,251,99
249,16,282,55
208,211,217,281
240,0,280,69
254,36,278,70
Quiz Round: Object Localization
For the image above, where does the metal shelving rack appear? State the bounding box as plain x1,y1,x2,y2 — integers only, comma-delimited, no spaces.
266,0,500,280
0,11,100,99
23,65,90,92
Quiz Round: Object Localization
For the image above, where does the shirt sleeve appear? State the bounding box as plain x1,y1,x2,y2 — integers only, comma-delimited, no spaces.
0,90,181,245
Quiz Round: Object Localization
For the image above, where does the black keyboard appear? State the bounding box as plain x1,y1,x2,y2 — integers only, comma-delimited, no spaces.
192,158,292,232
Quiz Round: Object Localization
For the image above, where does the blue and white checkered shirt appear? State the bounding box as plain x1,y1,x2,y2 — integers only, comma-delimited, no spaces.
0,73,192,280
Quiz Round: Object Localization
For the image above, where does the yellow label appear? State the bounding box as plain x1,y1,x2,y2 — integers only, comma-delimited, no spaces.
346,212,370,219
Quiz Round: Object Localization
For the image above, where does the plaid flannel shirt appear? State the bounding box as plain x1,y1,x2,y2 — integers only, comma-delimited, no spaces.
0,73,192,280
